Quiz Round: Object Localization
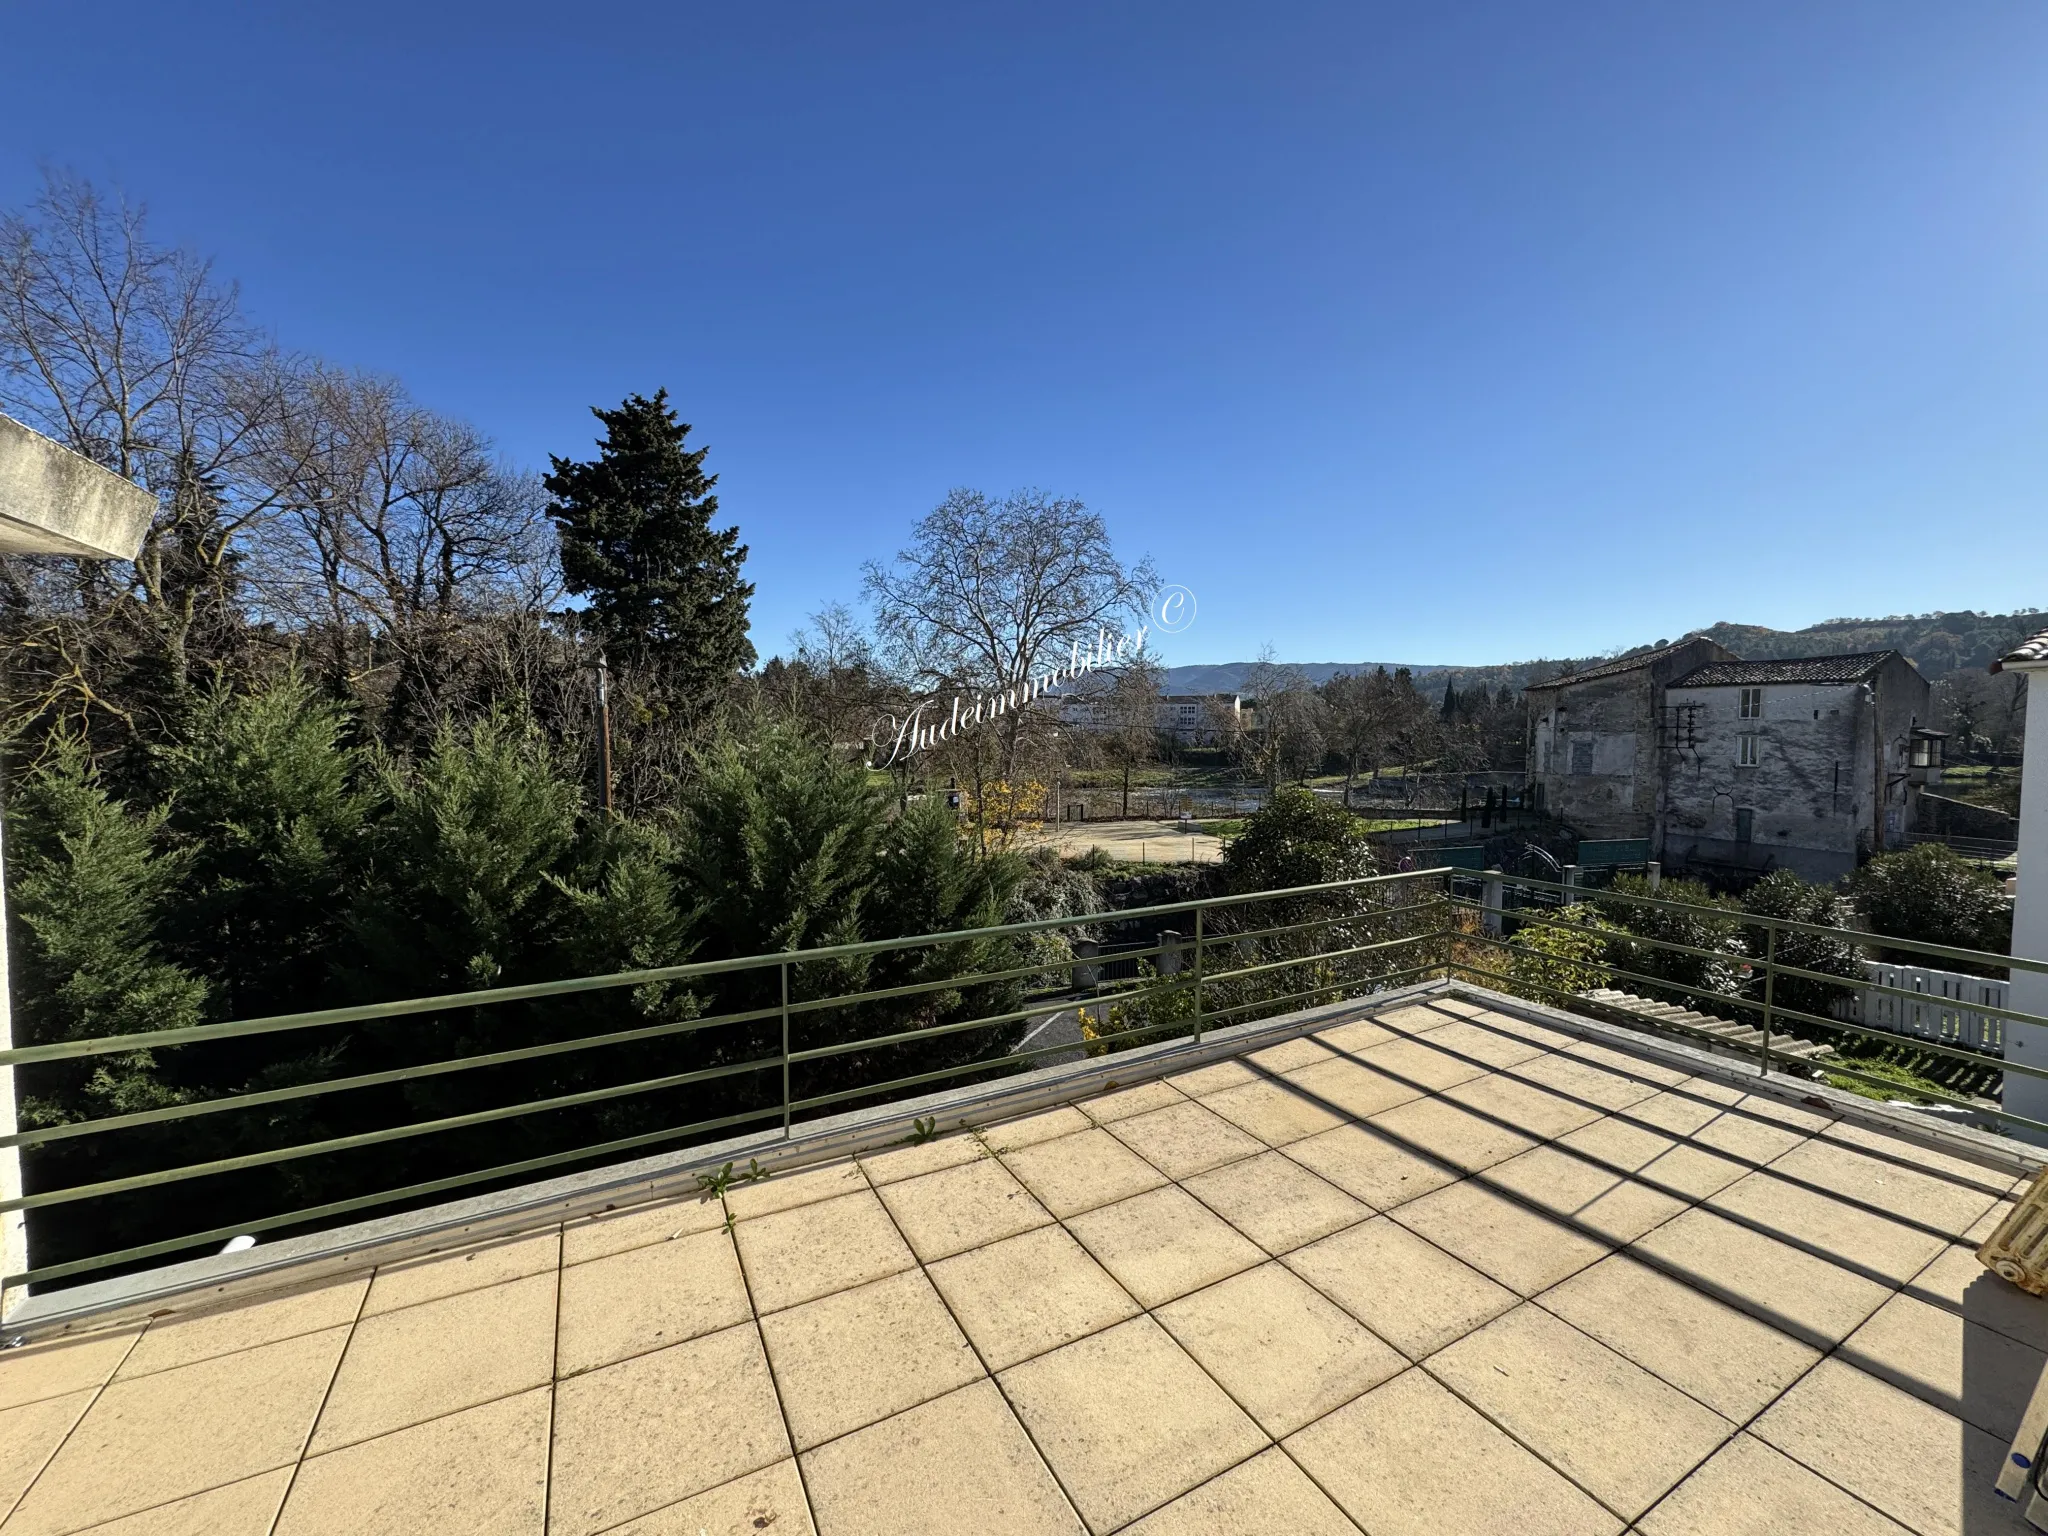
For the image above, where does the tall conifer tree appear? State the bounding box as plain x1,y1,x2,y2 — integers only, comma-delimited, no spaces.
543,390,755,705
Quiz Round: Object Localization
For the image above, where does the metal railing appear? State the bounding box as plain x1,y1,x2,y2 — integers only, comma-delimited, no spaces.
1,868,1457,1292
1448,870,2048,1135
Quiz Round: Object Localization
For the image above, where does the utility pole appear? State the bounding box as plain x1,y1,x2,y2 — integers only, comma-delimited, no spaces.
596,652,614,814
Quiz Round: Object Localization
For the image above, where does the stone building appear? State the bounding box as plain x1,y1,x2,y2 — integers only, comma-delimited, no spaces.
1528,640,1938,880
1525,637,1736,843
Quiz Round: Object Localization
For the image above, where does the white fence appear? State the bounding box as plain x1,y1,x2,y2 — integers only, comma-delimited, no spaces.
1831,962,2009,1055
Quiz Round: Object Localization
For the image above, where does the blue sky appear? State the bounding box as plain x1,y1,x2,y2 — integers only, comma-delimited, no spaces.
4,3,2044,668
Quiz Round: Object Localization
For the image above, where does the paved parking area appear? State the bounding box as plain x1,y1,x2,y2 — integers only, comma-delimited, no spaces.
0,994,2040,1534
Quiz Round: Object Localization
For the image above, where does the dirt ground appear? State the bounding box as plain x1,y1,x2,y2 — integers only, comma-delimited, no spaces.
1015,818,1224,865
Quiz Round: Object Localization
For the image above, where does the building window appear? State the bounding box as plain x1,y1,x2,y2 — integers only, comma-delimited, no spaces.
1735,807,1754,844
1737,734,1760,767
1569,738,1593,776
1738,687,1763,720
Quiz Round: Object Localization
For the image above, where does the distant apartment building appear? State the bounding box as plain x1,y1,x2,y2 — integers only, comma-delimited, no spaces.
1528,641,1938,880
1057,691,1243,745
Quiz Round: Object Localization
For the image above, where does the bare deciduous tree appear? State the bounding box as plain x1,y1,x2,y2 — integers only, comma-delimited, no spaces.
863,488,1155,779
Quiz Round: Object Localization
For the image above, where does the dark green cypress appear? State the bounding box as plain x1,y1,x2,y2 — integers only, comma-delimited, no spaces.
543,390,756,707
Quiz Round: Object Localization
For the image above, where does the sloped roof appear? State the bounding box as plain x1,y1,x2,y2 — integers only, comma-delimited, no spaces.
1670,652,1897,688
1992,628,2048,673
1524,638,1706,691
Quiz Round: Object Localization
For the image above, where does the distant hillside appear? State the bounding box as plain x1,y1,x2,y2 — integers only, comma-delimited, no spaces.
1163,608,2046,699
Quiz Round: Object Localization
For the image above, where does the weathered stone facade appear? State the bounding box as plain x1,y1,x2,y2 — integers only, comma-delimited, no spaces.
1528,642,1934,881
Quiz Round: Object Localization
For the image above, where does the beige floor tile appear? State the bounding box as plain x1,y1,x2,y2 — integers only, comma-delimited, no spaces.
1732,1091,1836,1135
859,1129,985,1185
1395,1178,1613,1296
1538,1254,1820,1421
0,1328,137,1412
875,1157,1052,1261
1202,1076,1350,1145
1108,1100,1265,1179
366,1230,560,1314
1556,1114,1752,1203
1286,1122,1464,1210
550,1323,791,1536
1367,1002,1466,1037
1610,1085,1742,1139
1281,1055,1428,1121
1631,1207,1893,1348
1429,1304,1735,1519
1415,1016,1553,1069
1285,1368,1619,1536
799,1379,1079,1536
926,1225,1140,1371
1184,1150,1371,1254
1001,1127,1168,1217
309,1272,555,1453
1244,1034,1341,1073
1442,1072,1610,1141
1119,1446,1362,1536
722,1158,866,1219
603,1460,815,1535
1353,1036,1494,1093
275,1387,547,1536
116,1277,366,1379
732,1190,916,1313
999,1316,1266,1531
1310,1015,1402,1054
1766,1136,2005,1239
1480,1144,1689,1245
1564,1038,1693,1086
1637,1431,1913,1536
1754,1358,2021,1536
1686,1102,1810,1165
1838,1291,2046,1441
1288,1216,1518,1360
985,1105,1093,1150
557,1227,751,1376
562,1192,726,1264
1082,1079,1185,1122
70,1468,292,1535
1157,1263,1405,1436
5,1326,349,1536
1455,1006,1585,1051
1906,1244,2048,1354
1828,1120,2027,1192
1364,1094,1543,1175
1167,1056,1264,1096
0,1389,95,1517
1066,1186,1266,1307
760,1269,983,1449
1706,1169,1949,1286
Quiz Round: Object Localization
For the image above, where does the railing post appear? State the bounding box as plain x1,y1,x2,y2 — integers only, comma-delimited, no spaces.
1646,861,1662,893
1563,865,1580,905
1760,924,1777,1077
1193,904,1205,1046
780,959,792,1136
1482,868,1504,938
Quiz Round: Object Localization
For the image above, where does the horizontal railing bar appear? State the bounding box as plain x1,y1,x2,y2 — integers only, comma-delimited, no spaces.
1470,871,2043,977
1445,956,2048,1139
5,1055,783,1215
1200,930,1439,987
4,1102,786,1290
1196,898,1446,951
1196,959,1445,1027
0,1003,788,1151
1459,922,2048,1082
2,868,1453,1068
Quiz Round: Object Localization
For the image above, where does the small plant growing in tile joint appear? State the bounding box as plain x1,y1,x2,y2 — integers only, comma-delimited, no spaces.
903,1115,940,1144
694,1158,771,1199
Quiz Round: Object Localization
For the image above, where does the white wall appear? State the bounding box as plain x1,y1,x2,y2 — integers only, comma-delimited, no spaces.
0,813,24,1319
1998,669,2048,1141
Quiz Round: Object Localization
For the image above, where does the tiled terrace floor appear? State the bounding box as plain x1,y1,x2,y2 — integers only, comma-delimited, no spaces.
1,995,2044,1535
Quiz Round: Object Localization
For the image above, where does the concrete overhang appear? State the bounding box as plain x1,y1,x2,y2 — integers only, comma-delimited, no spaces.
0,412,155,561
